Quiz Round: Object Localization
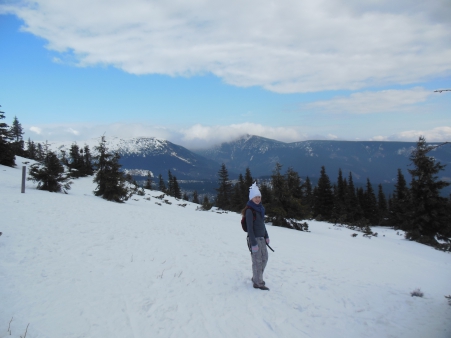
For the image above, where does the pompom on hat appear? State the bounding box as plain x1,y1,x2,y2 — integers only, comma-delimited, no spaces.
249,182,261,200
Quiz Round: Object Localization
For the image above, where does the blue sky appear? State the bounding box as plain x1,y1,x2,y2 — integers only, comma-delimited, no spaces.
1,0,450,149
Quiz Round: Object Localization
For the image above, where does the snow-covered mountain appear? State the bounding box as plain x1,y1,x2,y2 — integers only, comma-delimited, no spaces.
54,137,223,180
195,135,451,185
1,158,451,337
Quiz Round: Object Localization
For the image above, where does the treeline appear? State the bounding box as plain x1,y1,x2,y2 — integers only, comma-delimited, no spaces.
212,137,451,251
0,111,132,203
0,107,23,167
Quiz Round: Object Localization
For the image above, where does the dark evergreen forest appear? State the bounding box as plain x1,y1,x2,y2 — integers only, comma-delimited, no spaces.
212,137,451,251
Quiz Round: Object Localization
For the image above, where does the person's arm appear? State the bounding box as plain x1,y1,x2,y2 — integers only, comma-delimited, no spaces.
246,209,258,248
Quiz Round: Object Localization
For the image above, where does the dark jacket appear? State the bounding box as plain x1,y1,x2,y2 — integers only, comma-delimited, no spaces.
246,207,268,247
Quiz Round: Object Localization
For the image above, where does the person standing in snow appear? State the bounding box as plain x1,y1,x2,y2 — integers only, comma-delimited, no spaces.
244,182,270,291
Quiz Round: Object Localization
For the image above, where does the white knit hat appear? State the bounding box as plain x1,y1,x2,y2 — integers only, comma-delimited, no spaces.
249,182,261,200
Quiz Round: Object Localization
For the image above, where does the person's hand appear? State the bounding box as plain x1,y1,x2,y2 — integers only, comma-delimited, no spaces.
266,238,270,245
251,245,259,252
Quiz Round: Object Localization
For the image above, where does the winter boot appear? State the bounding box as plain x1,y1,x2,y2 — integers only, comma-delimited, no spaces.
253,283,270,291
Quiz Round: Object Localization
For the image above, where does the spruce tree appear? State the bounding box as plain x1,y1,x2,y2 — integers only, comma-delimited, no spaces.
10,116,24,142
82,145,94,176
312,166,334,220
144,171,153,190
260,181,272,206
271,163,287,208
93,136,129,203
10,116,24,156
25,138,37,160
192,190,199,204
36,143,44,161
301,176,313,218
244,167,253,190
405,136,450,244
215,163,232,210
332,169,346,223
285,167,304,219
377,184,388,225
0,107,15,167
68,143,84,177
231,182,243,211
388,169,410,228
202,195,212,210
28,150,72,193
362,178,378,225
158,174,166,193
167,170,174,196
172,175,182,199
237,173,247,205
344,172,362,223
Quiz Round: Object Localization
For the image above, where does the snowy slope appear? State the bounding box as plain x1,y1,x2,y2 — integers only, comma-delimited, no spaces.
1,158,451,338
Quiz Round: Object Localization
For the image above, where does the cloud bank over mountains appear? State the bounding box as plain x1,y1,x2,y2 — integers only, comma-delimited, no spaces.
2,0,450,93
25,122,451,150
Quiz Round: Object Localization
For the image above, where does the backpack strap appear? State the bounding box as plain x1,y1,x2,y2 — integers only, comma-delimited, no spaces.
245,206,257,221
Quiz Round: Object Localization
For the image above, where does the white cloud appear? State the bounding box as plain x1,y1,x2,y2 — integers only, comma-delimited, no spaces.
306,87,433,114
66,127,79,135
372,126,451,142
22,122,322,149
22,122,451,149
29,126,42,134
179,123,306,148
2,0,450,93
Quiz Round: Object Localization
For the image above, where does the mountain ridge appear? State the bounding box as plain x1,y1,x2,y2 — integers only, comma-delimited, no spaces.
194,135,451,185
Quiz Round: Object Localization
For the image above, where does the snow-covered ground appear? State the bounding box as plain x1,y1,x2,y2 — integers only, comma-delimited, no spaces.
1,158,451,338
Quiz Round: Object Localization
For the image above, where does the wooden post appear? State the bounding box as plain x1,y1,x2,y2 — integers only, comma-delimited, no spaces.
21,166,26,193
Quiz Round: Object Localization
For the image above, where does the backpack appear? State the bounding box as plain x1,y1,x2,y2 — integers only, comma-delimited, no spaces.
241,206,256,232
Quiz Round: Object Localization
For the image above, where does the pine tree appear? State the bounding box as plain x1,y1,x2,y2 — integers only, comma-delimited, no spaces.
215,163,232,210
25,138,37,160
202,195,212,210
10,116,24,156
192,190,199,204
312,166,334,220
377,184,388,225
267,163,289,225
36,143,44,161
362,178,378,224
301,176,313,218
344,172,362,223
182,192,189,201
271,163,287,209
158,174,166,193
0,107,15,167
388,169,410,228
244,167,253,190
260,181,272,206
93,136,129,203
28,150,72,193
332,169,346,223
68,143,84,177
144,171,153,190
172,175,182,199
167,170,174,196
82,145,94,176
356,187,365,215
285,167,305,219
10,116,24,142
405,136,450,244
238,173,247,205
231,182,243,211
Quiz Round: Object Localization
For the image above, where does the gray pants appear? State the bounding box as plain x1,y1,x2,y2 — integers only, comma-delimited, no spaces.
251,237,268,287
